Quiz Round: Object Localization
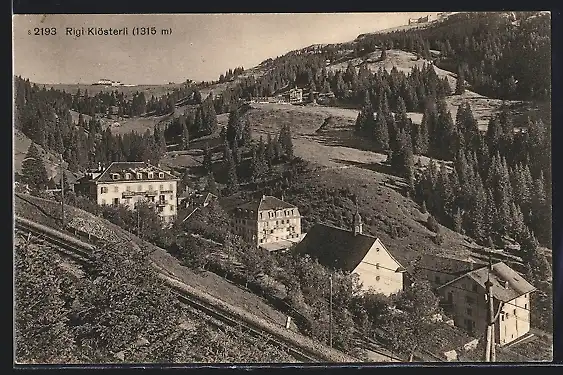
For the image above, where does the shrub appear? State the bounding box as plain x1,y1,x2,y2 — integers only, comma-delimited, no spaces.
426,215,440,233
433,233,445,245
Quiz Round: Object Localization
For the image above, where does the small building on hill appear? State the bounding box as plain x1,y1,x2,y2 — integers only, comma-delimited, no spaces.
294,210,406,295
436,262,536,345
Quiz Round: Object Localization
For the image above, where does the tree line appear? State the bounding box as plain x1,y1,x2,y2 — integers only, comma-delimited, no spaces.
358,12,550,101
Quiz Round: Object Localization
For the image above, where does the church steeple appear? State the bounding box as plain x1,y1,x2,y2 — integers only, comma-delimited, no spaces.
353,201,363,236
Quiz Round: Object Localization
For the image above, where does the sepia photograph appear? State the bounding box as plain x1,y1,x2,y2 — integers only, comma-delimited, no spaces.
12,11,553,365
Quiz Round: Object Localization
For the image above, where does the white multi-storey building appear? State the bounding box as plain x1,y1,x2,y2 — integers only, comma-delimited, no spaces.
76,161,179,224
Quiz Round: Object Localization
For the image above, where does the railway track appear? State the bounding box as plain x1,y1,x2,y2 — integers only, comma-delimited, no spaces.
13,215,353,363
172,290,318,362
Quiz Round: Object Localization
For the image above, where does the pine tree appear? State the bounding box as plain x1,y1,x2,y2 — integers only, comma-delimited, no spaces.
373,108,389,151
455,65,465,95
453,207,463,233
224,147,238,195
181,121,189,150
226,108,241,146
266,133,275,168
485,187,499,238
206,172,219,196
232,137,240,165
466,173,487,244
202,143,213,174
20,143,49,191
242,118,252,146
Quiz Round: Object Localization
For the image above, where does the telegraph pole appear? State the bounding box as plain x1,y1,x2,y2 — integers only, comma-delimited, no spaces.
329,272,333,348
60,153,65,227
484,258,495,362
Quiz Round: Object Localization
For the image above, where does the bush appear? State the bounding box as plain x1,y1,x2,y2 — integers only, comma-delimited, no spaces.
426,215,440,233
433,233,445,245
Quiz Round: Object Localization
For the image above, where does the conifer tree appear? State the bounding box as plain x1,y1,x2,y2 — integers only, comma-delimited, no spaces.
181,121,190,150
206,172,219,196
232,137,240,165
455,65,465,95
242,118,252,146
202,143,213,174
453,207,463,233
224,147,238,195
21,143,49,191
373,108,389,151
266,133,275,167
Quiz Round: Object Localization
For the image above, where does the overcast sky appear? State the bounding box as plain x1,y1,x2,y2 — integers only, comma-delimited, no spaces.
13,13,437,85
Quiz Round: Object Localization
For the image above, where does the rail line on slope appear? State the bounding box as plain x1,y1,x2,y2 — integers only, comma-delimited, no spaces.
13,215,357,363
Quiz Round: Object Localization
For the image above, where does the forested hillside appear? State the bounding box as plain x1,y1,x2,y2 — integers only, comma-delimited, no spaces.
352,12,550,101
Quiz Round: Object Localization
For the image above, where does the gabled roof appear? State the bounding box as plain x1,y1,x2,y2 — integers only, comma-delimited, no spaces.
94,162,179,183
437,262,536,302
408,253,488,277
237,195,297,213
294,223,392,272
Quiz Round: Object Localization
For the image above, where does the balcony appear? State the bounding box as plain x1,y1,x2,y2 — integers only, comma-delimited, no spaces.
122,190,158,198
156,200,168,207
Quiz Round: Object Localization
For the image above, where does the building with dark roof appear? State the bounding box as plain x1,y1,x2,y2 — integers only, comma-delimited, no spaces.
231,195,302,251
436,262,536,345
406,253,488,289
75,161,180,224
294,211,406,296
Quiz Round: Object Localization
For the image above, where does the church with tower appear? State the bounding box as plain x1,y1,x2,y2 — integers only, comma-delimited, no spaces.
293,206,407,295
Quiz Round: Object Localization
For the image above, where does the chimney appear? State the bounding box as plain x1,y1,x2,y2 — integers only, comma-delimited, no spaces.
98,162,101,171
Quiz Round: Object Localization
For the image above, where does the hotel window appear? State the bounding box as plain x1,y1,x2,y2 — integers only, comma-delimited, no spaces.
137,173,142,179
112,173,119,180
126,186,131,191
159,172,164,179
101,187,108,194
467,308,472,316
125,173,131,180
171,206,175,212
137,184,142,191
524,303,527,309
148,172,154,179
513,309,517,316
160,184,164,190
114,186,119,192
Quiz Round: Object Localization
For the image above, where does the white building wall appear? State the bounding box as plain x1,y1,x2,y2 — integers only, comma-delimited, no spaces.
96,180,177,222
497,294,531,345
352,239,403,296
